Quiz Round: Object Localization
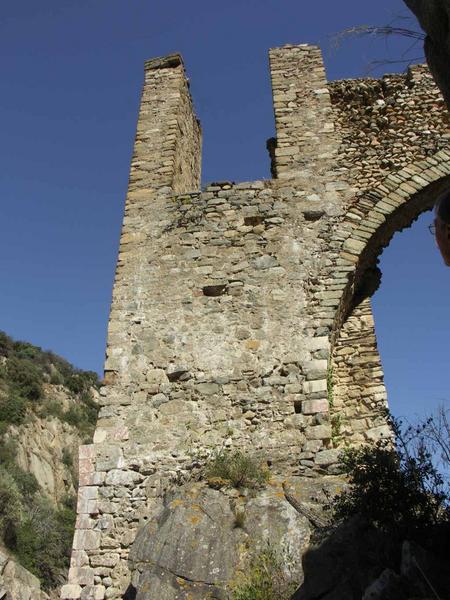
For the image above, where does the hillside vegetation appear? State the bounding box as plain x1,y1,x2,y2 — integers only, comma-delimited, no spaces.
0,331,100,590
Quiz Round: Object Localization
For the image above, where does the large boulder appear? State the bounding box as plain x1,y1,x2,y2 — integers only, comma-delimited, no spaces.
127,477,342,599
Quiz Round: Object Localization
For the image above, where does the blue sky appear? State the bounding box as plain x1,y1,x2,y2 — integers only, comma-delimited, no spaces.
0,0,448,422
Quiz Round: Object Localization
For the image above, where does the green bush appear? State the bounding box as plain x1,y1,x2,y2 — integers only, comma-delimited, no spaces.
230,548,297,600
0,466,23,544
66,371,99,395
9,466,39,500
49,371,64,386
15,496,75,590
0,331,99,439
0,332,12,357
0,438,18,464
13,342,41,362
62,448,73,468
206,450,270,489
0,433,73,589
331,415,449,546
0,394,26,425
62,396,98,438
39,399,64,420
6,357,42,402
63,405,84,427
0,438,39,500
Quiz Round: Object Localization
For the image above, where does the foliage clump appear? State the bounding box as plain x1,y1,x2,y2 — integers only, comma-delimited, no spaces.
206,450,270,490
331,412,450,549
230,547,297,600
0,330,99,436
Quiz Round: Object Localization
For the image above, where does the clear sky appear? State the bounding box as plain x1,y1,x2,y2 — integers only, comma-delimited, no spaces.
0,0,448,423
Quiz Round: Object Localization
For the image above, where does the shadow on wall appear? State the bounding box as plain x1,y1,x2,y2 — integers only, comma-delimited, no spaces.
123,585,137,600
293,518,450,600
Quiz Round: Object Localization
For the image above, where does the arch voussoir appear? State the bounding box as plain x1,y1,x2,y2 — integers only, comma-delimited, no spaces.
339,150,450,268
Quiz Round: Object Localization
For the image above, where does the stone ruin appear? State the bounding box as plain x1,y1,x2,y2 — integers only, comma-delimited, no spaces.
61,44,450,599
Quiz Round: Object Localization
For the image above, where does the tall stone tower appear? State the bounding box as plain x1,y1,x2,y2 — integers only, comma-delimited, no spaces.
62,45,450,599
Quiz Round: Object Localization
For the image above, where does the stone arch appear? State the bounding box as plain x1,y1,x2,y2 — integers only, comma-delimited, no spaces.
337,150,450,329
328,150,450,446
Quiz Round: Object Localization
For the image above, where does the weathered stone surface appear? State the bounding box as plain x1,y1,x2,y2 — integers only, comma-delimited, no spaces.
8,387,88,505
315,449,340,466
0,550,45,600
129,481,311,599
105,469,141,486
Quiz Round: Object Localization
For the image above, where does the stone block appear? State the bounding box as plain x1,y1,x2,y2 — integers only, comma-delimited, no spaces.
68,566,94,586
302,399,329,414
306,424,332,440
96,445,124,471
73,530,101,551
77,487,99,514
302,379,327,394
315,449,340,466
112,425,129,441
254,255,278,270
304,439,323,453
146,369,169,384
70,550,89,569
90,553,120,567
87,499,99,515
95,586,106,600
79,445,96,460
105,469,141,486
306,368,328,381
197,382,220,395
61,584,82,599
79,458,95,474
306,337,330,351
76,515,94,530
93,429,108,443
365,425,391,441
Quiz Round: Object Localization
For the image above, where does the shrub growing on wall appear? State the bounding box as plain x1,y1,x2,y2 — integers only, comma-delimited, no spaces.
206,450,270,489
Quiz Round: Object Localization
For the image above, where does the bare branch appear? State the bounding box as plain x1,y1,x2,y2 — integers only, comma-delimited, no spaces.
331,25,425,51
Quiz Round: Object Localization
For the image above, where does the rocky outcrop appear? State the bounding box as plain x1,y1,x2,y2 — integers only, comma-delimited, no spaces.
0,331,100,598
126,477,342,600
404,0,450,109
7,385,89,504
0,549,46,600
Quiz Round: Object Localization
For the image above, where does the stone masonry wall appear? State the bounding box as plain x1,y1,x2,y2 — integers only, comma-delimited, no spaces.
269,45,341,179
330,65,450,203
62,44,450,600
331,298,389,446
